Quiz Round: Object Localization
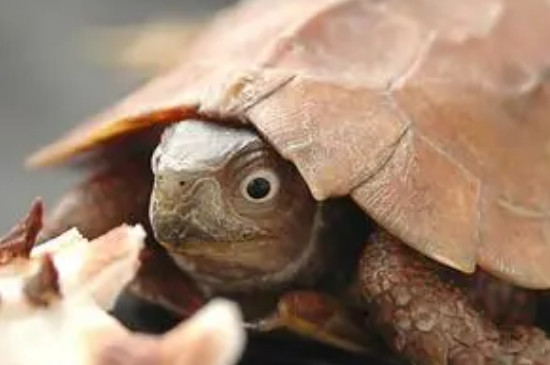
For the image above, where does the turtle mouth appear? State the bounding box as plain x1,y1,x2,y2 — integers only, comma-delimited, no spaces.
160,237,299,293
158,236,290,280
158,236,274,256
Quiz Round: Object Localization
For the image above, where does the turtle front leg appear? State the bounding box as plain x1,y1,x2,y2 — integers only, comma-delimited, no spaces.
253,290,381,354
359,231,550,364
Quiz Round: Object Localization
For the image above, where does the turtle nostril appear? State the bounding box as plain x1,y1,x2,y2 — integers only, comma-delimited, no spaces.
179,181,186,187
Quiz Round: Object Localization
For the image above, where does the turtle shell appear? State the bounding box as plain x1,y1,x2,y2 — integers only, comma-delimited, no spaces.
29,0,550,289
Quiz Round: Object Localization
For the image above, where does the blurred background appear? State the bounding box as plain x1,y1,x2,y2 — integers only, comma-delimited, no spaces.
0,0,235,232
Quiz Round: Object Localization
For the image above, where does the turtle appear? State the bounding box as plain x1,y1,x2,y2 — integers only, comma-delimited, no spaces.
26,0,550,363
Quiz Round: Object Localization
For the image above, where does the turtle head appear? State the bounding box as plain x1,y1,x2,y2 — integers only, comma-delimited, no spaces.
150,120,319,292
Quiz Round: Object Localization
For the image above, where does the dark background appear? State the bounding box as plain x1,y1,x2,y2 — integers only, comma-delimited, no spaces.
0,0,234,232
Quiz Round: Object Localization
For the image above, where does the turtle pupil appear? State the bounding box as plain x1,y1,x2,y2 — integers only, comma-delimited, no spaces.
246,177,271,200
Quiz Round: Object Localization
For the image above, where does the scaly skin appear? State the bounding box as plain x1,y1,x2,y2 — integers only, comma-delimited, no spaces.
360,231,550,365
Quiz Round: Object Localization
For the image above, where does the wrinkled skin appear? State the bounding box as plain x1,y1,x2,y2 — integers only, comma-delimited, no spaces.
143,120,550,364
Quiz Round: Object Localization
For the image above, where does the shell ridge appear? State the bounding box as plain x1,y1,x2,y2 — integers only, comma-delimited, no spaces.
414,131,479,187
258,0,357,67
414,131,483,269
496,198,550,220
351,96,412,191
241,72,297,115
388,30,437,91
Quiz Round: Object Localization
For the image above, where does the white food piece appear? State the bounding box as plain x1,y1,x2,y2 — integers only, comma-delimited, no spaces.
0,224,246,365
0,224,145,365
160,299,246,365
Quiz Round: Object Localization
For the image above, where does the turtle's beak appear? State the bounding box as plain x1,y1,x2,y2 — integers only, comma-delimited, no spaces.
149,169,180,248
149,172,217,251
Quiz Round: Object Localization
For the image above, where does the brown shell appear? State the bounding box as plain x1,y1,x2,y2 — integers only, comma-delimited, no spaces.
29,0,550,289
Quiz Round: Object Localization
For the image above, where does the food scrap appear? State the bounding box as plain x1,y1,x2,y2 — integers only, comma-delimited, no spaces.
0,200,246,365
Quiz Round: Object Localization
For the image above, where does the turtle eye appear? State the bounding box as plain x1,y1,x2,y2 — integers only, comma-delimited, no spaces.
240,169,280,203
